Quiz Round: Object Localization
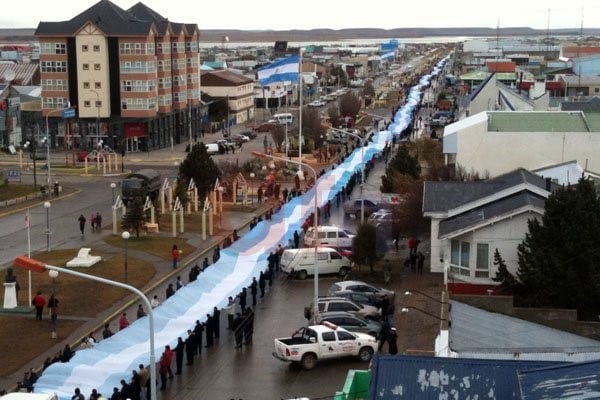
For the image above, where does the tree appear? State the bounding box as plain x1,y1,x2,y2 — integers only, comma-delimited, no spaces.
327,103,341,128
380,145,420,192
270,124,285,152
491,248,518,293
338,92,361,119
121,197,146,238
300,107,327,150
362,80,376,98
352,223,385,273
516,177,600,319
177,142,221,202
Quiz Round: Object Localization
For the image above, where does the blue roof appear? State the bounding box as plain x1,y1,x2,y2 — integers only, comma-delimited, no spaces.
369,355,562,400
518,359,600,399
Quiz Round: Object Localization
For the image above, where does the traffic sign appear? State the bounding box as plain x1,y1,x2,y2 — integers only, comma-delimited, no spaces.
62,108,76,119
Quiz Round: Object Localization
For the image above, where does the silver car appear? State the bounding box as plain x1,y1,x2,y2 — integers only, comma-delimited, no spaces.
317,311,382,338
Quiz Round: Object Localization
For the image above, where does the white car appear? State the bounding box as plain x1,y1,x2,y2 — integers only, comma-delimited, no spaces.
309,100,326,107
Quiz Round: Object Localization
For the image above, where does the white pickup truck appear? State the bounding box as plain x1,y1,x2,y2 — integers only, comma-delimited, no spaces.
272,322,378,370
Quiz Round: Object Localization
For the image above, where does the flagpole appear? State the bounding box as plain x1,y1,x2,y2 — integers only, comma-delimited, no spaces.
27,208,32,306
298,48,303,163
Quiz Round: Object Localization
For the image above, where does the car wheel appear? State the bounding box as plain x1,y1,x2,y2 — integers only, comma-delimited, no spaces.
358,347,374,362
301,353,318,370
297,270,308,280
338,266,349,277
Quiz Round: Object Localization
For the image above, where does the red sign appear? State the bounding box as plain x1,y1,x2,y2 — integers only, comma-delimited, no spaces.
124,123,147,138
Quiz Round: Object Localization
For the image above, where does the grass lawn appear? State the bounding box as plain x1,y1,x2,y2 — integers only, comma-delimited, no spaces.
0,184,37,201
0,248,155,377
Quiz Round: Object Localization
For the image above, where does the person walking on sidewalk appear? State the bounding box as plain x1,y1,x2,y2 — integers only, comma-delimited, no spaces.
78,214,86,237
32,291,46,320
171,245,180,269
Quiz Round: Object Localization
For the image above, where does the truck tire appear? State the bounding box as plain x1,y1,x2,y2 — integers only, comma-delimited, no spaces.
301,353,317,370
297,270,308,280
338,266,349,277
358,347,374,363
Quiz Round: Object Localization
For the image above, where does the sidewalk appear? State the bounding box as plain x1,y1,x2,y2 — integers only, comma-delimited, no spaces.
0,199,270,393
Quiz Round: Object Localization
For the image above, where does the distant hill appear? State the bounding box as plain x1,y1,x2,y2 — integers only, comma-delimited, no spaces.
1,27,598,43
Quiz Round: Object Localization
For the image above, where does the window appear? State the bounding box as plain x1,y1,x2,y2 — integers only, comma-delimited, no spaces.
321,332,335,342
317,252,328,261
40,42,66,55
337,331,355,341
83,82,90,89
84,100,91,107
450,239,470,276
95,82,101,89
82,45,89,52
42,79,68,91
93,45,100,52
95,100,102,108
94,64,101,71
330,252,341,260
41,61,67,73
83,64,89,71
475,243,489,278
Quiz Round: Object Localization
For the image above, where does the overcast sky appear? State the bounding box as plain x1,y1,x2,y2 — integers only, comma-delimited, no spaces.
0,0,598,31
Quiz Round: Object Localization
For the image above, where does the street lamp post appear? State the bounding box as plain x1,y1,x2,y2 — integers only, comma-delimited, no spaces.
110,182,117,205
14,255,157,400
49,269,58,338
249,172,255,204
91,89,101,148
252,151,320,321
330,126,365,224
23,139,37,188
44,201,51,252
122,231,130,283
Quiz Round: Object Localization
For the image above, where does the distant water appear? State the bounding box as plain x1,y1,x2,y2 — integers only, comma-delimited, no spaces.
200,36,474,48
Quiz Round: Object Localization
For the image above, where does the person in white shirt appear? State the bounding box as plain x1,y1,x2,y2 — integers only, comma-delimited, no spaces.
151,295,161,308
225,296,237,330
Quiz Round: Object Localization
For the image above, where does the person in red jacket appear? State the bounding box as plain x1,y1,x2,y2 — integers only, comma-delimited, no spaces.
171,245,180,269
164,345,174,379
32,291,46,320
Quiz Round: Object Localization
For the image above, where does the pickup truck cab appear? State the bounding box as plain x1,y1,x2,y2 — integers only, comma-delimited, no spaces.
272,322,378,370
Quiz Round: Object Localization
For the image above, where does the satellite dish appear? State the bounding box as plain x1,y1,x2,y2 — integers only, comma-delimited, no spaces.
3,68,16,82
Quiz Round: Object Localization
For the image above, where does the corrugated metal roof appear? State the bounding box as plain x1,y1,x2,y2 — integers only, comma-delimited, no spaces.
561,75,600,86
518,359,600,399
0,63,38,85
369,355,560,400
487,111,590,132
450,301,600,357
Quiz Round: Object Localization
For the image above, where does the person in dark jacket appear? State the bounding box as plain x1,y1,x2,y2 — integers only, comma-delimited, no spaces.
205,314,214,347
258,271,266,298
388,327,398,355
243,307,254,345
185,329,195,365
193,320,204,355
212,306,221,339
174,337,184,374
250,277,258,306
232,313,243,349
238,288,247,312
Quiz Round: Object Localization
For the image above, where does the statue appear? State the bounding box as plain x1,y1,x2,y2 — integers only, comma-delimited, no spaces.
3,267,19,309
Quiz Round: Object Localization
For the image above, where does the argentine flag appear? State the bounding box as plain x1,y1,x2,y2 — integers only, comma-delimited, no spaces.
257,55,300,86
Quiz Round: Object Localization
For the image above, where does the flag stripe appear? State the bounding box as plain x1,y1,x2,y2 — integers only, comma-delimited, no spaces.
257,55,299,86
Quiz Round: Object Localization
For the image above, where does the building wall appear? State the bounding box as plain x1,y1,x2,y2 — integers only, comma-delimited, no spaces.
75,24,110,119
452,123,600,177
438,212,537,285
468,77,500,115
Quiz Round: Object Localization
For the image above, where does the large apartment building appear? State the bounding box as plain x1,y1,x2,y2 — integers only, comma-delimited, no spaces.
36,0,203,152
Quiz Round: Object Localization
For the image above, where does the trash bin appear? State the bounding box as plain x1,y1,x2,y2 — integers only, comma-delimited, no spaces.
54,181,60,196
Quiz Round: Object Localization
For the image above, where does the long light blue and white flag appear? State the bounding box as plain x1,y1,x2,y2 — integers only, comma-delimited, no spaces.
257,55,300,86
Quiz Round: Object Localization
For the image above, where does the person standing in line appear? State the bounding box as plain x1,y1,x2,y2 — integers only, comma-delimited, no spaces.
243,307,254,345
232,313,243,349
250,277,258,306
226,296,236,330
137,364,149,399
32,291,46,320
78,214,86,236
71,387,84,400
119,312,129,330
293,230,300,249
185,329,195,365
102,323,114,339
212,306,221,340
150,295,160,309
136,304,146,319
164,345,174,379
258,271,266,298
238,288,247,313
204,314,214,348
165,283,175,299
174,337,184,375
257,186,263,204
202,257,209,271
176,276,184,290
212,246,220,264
158,351,168,391
171,245,180,269
193,320,204,355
